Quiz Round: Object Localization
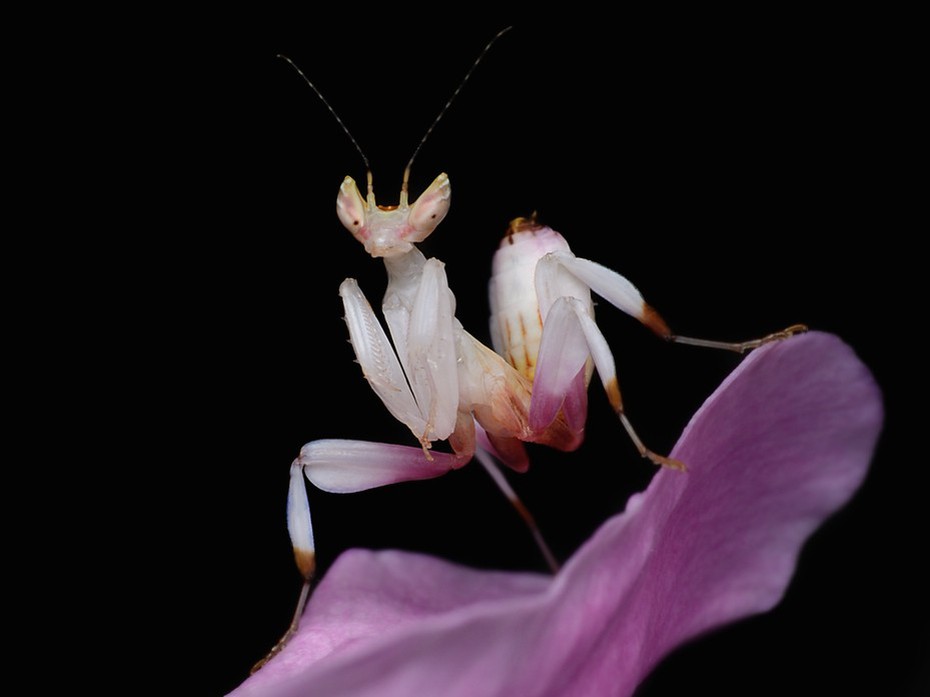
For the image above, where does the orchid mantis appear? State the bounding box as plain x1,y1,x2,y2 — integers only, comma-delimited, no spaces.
257,33,805,672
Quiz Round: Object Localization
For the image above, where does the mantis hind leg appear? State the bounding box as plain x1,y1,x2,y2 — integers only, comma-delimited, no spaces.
539,250,807,353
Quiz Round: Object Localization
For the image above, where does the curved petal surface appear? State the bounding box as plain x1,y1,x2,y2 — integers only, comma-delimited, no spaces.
231,332,882,697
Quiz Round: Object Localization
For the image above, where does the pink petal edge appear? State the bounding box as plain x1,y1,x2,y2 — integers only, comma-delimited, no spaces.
231,332,882,697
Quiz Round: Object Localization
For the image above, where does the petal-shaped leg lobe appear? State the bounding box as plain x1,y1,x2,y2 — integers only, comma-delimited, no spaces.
299,439,466,493
405,259,459,441
528,298,592,433
286,459,315,579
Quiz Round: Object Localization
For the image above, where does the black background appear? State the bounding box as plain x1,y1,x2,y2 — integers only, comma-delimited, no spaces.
90,9,922,696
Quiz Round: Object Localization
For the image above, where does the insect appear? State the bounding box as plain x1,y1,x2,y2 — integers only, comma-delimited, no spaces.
257,30,806,671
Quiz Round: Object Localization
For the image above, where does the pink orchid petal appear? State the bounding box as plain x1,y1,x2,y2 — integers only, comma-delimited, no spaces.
231,332,882,697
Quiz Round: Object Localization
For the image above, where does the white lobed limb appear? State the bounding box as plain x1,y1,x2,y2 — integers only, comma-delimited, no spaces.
532,297,684,470
299,439,466,493
534,252,594,326
528,297,595,432
380,251,459,443
541,251,649,325
255,460,317,674
545,250,807,350
404,259,459,440
286,459,316,580
339,278,428,440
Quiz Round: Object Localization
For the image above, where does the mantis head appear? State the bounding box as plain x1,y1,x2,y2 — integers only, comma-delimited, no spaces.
337,172,451,258
283,28,510,261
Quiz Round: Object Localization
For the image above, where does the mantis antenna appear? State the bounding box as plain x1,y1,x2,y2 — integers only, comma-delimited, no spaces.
278,26,513,200
276,53,371,176
401,25,513,196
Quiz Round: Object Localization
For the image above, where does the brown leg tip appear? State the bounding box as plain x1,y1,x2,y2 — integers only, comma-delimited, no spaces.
642,303,672,339
645,450,688,472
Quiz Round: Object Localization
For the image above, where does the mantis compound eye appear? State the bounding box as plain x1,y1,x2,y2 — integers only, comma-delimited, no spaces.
406,173,451,242
336,176,367,239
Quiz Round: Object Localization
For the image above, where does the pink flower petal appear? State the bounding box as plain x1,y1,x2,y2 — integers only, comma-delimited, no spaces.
231,332,882,697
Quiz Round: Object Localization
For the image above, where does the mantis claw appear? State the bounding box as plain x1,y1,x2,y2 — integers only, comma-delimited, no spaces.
760,323,809,345
671,323,811,354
